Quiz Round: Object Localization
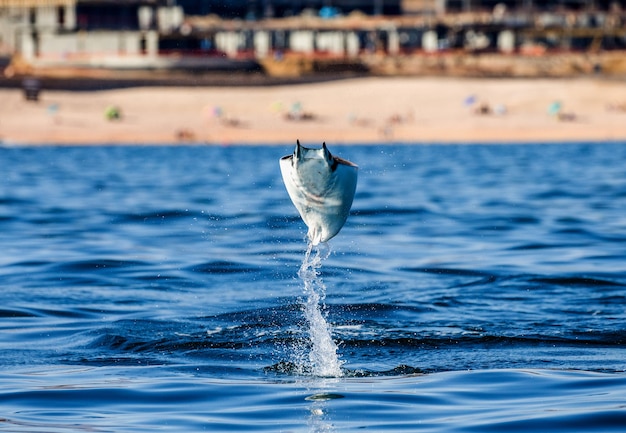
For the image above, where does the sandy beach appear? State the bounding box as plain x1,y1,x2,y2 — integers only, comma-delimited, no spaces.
1,77,626,145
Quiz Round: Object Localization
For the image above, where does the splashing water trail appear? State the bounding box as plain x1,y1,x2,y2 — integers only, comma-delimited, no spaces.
297,242,344,377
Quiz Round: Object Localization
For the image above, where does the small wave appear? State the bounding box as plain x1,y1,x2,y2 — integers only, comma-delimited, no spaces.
0,308,38,318
531,188,590,200
50,259,150,273
352,207,433,217
341,333,626,349
0,197,34,206
400,267,497,278
186,260,263,275
263,361,424,377
110,209,206,224
508,242,557,250
529,276,626,287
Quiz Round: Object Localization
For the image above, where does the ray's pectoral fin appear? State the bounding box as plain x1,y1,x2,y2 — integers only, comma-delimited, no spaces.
279,140,358,245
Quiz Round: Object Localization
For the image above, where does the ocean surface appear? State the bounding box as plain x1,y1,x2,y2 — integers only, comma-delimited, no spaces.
1,142,626,432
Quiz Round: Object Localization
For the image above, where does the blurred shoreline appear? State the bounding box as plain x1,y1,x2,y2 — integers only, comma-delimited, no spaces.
1,75,626,146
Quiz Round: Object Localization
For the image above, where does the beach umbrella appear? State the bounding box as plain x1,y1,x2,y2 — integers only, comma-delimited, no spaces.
548,101,562,116
105,106,121,120
270,101,284,113
494,104,507,115
47,103,59,116
319,6,339,19
463,95,477,107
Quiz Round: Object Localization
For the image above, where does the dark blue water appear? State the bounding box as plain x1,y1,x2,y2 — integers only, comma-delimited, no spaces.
1,142,626,431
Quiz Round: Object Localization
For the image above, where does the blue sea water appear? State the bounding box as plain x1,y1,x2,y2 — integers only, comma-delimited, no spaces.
1,142,626,432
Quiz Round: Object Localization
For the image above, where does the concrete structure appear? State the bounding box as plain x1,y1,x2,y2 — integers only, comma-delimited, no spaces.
0,0,182,67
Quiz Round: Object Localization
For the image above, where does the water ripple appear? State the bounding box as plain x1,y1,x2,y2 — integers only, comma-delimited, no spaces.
2,143,626,431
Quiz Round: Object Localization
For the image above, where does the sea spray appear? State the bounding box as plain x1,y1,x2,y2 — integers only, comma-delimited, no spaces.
297,242,344,377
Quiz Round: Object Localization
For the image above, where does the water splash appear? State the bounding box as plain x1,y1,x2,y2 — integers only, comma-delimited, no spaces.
297,242,344,377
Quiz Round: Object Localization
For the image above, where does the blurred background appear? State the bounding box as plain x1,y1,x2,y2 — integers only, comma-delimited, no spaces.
2,0,626,85
1,0,626,145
